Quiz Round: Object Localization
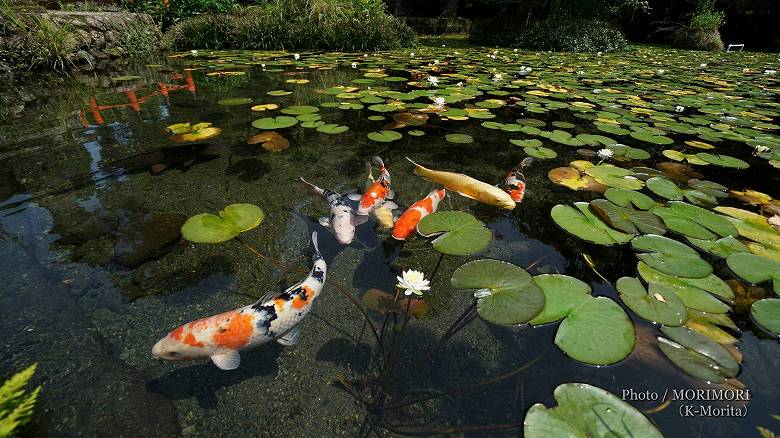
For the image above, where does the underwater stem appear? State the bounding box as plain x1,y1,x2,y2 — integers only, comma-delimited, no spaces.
415,300,478,367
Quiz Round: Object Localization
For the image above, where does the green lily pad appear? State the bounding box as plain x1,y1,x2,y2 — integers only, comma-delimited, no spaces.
590,199,666,235
646,176,683,200
445,133,474,144
637,262,732,313
267,89,292,96
509,138,542,148
726,253,780,295
408,130,425,136
631,234,712,278
217,97,252,106
417,211,492,256
695,153,750,169
181,203,265,244
751,298,780,336
687,236,749,258
650,201,737,240
451,259,544,325
252,116,298,129
584,166,644,190
367,130,403,142
616,277,687,326
715,207,780,250
630,130,674,145
524,145,557,159
604,188,656,210
657,337,733,383
316,124,348,134
660,325,739,376
531,275,635,365
524,383,663,438
608,144,651,160
280,105,319,115
551,202,634,245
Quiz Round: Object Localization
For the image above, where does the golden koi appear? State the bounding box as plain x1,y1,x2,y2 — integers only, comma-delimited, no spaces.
404,157,516,210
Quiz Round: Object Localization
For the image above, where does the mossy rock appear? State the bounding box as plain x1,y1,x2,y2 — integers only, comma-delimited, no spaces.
671,26,724,52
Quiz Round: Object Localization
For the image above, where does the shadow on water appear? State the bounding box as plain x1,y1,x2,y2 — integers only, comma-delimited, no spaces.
147,343,284,409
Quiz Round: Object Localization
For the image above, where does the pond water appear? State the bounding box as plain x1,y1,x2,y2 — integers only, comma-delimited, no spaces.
1,41,780,436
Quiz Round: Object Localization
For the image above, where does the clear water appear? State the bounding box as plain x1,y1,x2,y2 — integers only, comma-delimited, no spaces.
1,43,779,436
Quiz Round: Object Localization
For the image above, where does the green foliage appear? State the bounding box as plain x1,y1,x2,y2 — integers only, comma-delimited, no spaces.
0,364,41,437
121,0,238,28
471,17,626,52
115,19,160,58
0,2,76,70
161,0,415,51
690,0,724,31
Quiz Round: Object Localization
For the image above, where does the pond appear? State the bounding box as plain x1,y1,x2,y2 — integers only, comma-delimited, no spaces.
1,41,780,436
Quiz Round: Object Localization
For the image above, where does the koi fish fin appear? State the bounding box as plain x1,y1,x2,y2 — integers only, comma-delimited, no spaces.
318,217,331,227
353,215,369,226
456,190,478,200
347,193,362,201
372,156,385,169
382,201,399,210
311,231,320,256
388,190,395,200
405,156,424,175
277,327,301,346
299,177,324,194
211,351,241,370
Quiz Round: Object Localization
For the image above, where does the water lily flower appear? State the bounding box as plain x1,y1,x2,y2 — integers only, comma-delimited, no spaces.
514,48,518,52
396,270,430,296
351,62,357,68
657,69,665,75
427,76,439,86
597,148,614,160
769,215,780,228
700,63,707,68
592,88,603,94
675,105,685,113
261,63,266,69
597,51,603,56
363,53,368,57
456,81,464,87
434,59,440,64
190,50,198,55
754,145,770,155
441,44,446,47
410,52,415,57
519,66,532,76
293,53,300,60
765,69,777,75
431,96,446,107
492,73,503,82
577,70,585,75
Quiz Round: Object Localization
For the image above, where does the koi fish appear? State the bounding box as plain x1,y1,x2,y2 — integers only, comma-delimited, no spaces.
392,189,446,240
500,157,533,202
405,157,516,210
152,232,326,370
300,177,367,245
354,156,396,216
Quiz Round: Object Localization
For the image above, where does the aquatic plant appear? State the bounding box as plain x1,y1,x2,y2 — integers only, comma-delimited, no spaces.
180,203,265,243
0,2,76,70
0,364,40,437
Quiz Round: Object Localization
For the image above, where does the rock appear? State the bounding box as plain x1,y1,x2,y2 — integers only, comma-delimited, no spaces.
67,50,96,70
56,212,117,245
113,213,186,268
71,236,114,266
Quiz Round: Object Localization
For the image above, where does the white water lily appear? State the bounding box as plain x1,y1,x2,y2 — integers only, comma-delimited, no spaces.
293,53,300,60
519,66,532,76
431,96,446,107
597,148,614,159
363,53,368,57
261,63,266,69
514,48,518,52
351,62,357,68
427,76,439,86
492,73,503,82
410,52,415,57
190,50,198,55
700,63,707,69
396,270,431,296
433,59,440,64
456,81,464,87
592,88,603,94
768,215,780,227
754,145,770,155
657,69,665,75
597,51,603,56
765,69,777,75
441,44,446,47
675,105,685,113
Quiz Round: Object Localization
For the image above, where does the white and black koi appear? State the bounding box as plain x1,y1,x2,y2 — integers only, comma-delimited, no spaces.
152,232,326,370
300,177,367,245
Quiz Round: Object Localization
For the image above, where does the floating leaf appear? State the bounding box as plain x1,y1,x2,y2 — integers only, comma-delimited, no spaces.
267,89,292,96
169,122,222,142
590,199,666,235
726,253,780,294
584,166,644,190
316,124,348,134
280,105,319,115
524,383,662,438
181,203,264,244
529,275,590,325
694,153,749,169
217,97,252,106
646,176,683,200
687,236,748,258
551,202,634,245
252,116,298,129
660,325,739,377
444,133,473,144
417,211,492,256
547,167,606,192
616,277,687,326
251,103,279,112
451,260,544,325
367,130,403,142
631,234,712,278
657,337,733,383
650,201,737,240
604,187,656,210
751,298,780,336
637,262,732,313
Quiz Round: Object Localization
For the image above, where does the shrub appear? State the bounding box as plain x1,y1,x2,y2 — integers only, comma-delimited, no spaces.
471,17,627,52
670,0,725,51
0,2,77,70
161,0,416,51
115,18,161,58
121,0,238,28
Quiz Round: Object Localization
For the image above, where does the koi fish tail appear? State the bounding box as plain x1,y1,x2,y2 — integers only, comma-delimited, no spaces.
519,157,534,169
311,231,320,257
372,156,385,169
299,177,324,194
405,156,425,177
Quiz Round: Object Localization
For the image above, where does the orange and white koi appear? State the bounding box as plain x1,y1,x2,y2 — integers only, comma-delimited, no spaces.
152,232,326,370
355,156,395,216
500,157,533,203
392,189,446,240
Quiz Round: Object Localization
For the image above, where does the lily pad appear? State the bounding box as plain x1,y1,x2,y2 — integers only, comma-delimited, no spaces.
726,253,780,294
316,124,349,134
417,211,492,256
604,188,656,210
637,262,732,313
687,236,748,258
181,203,265,244
367,130,403,142
547,167,606,192
750,298,780,336
631,234,712,278
650,202,737,240
646,176,683,200
660,325,739,377
551,202,634,245
657,337,733,383
451,259,544,325
616,277,687,326
524,383,662,438
531,275,635,365
584,166,644,190
695,152,749,169
280,105,319,115
252,116,298,129
590,199,666,235
217,97,252,106
445,133,474,144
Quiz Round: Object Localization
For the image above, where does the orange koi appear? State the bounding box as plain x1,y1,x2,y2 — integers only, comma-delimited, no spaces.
356,156,394,215
501,157,533,203
392,189,446,240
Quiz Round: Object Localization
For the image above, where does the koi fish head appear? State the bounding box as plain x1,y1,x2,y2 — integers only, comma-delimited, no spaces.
152,324,210,361
357,181,389,215
504,181,526,203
